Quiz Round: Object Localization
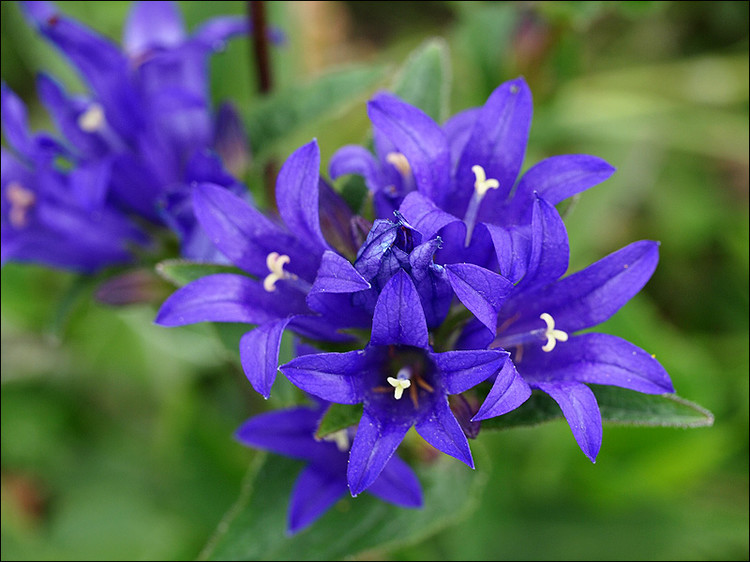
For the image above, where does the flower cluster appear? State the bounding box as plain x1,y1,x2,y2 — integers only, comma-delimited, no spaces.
156,76,674,531
2,1,260,272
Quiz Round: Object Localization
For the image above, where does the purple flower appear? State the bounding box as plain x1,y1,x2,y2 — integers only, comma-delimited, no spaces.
330,78,615,269
458,196,674,461
1,83,144,272
21,0,248,154
235,401,422,534
312,210,516,336
334,213,454,328
156,140,370,398
280,270,529,496
17,1,255,261
157,137,522,400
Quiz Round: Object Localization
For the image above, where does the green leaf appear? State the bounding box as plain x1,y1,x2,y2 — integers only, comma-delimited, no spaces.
481,385,714,431
338,173,370,216
315,403,363,439
594,385,714,428
212,323,252,360
155,260,248,288
450,3,518,104
200,442,488,561
391,38,451,123
154,259,254,362
50,273,98,336
246,65,388,157
479,389,562,431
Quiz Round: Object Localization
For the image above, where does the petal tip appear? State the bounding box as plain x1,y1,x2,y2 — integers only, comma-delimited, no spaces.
347,479,363,498
506,76,530,94
153,307,176,327
583,443,600,463
469,412,487,423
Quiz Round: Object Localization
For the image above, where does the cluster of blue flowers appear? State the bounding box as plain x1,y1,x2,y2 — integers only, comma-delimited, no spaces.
2,1,675,536
156,85,674,530
2,0,254,271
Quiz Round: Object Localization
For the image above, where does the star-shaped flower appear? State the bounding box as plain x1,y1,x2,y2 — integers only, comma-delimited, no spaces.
280,270,529,496
310,210,517,337
329,77,615,270
17,0,259,261
235,401,422,534
1,83,144,272
458,196,675,461
156,140,372,398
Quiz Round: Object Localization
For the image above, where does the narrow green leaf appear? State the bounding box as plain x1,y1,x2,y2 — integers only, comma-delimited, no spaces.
246,65,388,156
481,385,714,431
49,273,97,336
198,452,269,562
155,259,253,361
315,403,363,439
200,441,488,561
593,385,714,428
391,38,451,122
155,259,248,288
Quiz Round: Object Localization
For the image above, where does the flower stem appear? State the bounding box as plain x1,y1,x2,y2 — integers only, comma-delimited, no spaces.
249,0,273,94
248,1,277,210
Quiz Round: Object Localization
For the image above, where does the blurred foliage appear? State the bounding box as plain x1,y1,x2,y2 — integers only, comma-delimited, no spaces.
200,445,487,561
1,1,748,560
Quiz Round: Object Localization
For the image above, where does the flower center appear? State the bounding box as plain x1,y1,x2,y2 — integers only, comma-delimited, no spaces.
387,366,413,400
492,312,569,356
78,103,106,132
463,165,499,246
6,182,36,228
263,252,297,292
540,312,568,352
372,346,436,409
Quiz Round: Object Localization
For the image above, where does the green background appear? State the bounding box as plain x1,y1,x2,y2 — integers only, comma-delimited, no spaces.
1,1,747,560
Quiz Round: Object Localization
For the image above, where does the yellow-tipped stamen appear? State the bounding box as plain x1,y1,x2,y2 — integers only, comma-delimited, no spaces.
263,252,297,292
540,313,568,352
387,376,411,400
387,366,412,400
386,152,411,177
471,165,500,198
77,103,106,132
464,165,500,246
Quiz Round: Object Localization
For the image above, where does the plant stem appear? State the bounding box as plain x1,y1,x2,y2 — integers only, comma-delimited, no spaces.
248,1,277,209
249,0,273,94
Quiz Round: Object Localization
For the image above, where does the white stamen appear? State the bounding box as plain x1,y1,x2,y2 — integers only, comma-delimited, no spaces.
464,165,500,246
471,165,499,198
387,366,412,400
540,313,568,352
386,152,411,177
263,252,296,292
77,103,106,132
322,429,350,452
6,182,36,228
